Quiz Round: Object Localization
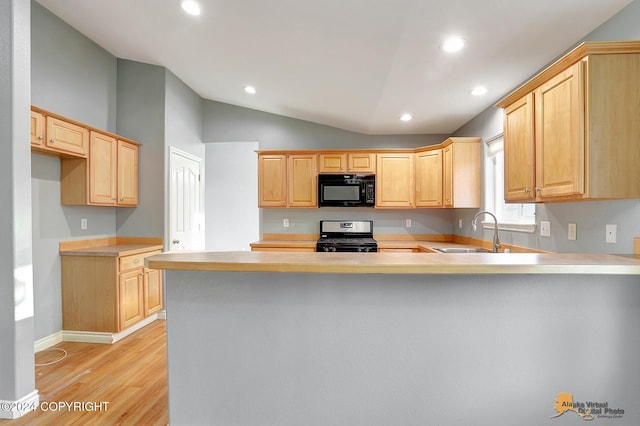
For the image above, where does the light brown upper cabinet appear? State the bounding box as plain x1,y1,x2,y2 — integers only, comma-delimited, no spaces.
88,132,118,205
318,152,376,173
257,153,317,208
32,106,140,207
415,148,443,207
375,152,414,208
258,154,288,207
442,138,481,208
497,41,640,202
30,110,45,148
61,131,140,207
414,138,480,209
117,140,139,206
30,107,89,158
288,154,317,208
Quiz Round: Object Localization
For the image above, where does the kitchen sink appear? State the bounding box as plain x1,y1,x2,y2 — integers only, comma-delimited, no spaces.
433,247,491,253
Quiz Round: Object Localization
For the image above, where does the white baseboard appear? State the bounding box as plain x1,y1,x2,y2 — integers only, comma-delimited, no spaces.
34,314,165,349
0,390,39,420
158,309,167,320
34,331,63,352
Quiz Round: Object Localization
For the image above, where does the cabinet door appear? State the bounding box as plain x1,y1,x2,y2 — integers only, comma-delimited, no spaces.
442,146,453,207
415,149,442,207
318,153,346,173
89,132,118,205
348,153,376,173
535,61,584,199
46,116,89,157
119,269,144,330
376,153,414,208
144,268,163,317
258,155,287,207
30,110,45,147
504,93,536,201
448,140,481,208
117,140,139,206
288,154,317,207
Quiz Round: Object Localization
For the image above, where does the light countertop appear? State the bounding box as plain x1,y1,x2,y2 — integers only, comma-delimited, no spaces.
60,244,163,257
146,250,640,275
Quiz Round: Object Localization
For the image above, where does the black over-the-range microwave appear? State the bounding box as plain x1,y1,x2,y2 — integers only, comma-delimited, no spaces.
318,174,375,207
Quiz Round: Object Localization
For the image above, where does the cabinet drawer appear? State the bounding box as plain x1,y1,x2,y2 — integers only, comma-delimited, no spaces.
119,250,162,272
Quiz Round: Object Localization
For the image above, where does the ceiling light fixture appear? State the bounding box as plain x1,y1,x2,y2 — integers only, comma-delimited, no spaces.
442,36,465,53
181,0,201,16
400,113,413,122
244,85,257,94
471,86,488,96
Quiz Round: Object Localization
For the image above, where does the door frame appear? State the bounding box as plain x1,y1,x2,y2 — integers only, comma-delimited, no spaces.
168,146,205,251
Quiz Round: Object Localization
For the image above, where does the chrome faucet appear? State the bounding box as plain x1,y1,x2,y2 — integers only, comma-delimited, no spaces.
472,211,501,253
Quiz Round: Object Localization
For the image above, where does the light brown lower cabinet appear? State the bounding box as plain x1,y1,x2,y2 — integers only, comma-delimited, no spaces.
62,249,162,333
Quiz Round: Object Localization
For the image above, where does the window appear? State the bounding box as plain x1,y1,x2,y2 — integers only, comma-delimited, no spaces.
484,135,536,233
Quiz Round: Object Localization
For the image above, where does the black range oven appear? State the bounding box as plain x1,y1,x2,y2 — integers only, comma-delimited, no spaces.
316,220,378,252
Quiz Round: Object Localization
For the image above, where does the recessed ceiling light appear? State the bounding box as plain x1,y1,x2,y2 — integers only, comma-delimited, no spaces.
181,0,201,16
471,86,488,96
244,85,257,94
400,113,413,122
442,36,465,53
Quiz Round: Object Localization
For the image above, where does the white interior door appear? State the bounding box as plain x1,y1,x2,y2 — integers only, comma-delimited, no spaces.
169,147,204,251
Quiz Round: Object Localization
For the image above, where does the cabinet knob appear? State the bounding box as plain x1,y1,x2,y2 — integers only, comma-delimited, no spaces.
38,136,44,140
133,258,140,263
524,188,530,193
535,187,541,192
49,138,55,144
173,240,180,244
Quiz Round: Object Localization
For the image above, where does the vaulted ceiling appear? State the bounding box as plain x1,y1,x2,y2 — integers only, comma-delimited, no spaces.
37,0,633,134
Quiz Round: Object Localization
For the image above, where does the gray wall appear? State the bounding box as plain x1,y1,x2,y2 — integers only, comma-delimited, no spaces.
453,0,640,254
31,1,119,340
203,100,447,150
165,270,640,425
114,60,166,239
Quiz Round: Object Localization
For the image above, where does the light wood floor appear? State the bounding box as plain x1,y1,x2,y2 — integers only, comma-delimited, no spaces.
1,320,168,425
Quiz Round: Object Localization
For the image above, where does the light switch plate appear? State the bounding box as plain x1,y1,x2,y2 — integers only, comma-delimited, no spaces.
568,223,577,241
405,219,412,228
540,221,551,237
283,218,289,228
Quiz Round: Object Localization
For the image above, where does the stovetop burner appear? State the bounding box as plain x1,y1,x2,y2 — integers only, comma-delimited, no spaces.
316,220,378,252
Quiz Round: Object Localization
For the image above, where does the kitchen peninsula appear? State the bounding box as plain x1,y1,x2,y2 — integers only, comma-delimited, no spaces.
148,251,640,425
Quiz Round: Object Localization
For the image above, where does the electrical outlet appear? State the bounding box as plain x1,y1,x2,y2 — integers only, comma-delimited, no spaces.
283,218,289,228
458,219,463,229
405,219,412,228
81,218,87,230
606,224,617,244
568,223,577,241
540,221,551,237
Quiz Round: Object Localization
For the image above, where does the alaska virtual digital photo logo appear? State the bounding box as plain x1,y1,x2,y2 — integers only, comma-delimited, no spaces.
551,392,625,421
